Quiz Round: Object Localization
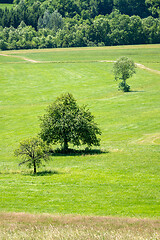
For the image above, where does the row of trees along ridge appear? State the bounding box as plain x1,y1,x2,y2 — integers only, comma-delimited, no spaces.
0,0,160,50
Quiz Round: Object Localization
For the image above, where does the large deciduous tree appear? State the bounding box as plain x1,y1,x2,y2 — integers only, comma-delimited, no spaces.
39,93,101,152
14,137,50,174
113,56,136,92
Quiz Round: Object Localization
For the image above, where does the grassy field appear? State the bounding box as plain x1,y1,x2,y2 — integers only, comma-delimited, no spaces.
3,44,160,70
0,45,160,226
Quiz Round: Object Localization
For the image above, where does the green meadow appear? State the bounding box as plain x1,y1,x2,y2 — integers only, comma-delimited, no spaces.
0,45,160,219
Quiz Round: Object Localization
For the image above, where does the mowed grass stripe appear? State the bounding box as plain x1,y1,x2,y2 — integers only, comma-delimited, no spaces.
1,44,159,72
1,44,159,55
1,44,159,61
1,54,160,75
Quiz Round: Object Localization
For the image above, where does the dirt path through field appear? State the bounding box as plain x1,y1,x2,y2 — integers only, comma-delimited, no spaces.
135,63,160,74
1,53,160,74
99,60,160,74
0,53,40,63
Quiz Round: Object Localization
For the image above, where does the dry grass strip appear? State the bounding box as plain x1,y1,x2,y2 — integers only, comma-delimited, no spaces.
0,212,159,239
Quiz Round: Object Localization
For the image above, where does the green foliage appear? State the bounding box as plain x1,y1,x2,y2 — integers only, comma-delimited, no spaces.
0,0,13,3
40,93,101,152
0,3,13,9
0,39,7,50
37,10,63,32
146,0,160,17
118,81,130,92
113,56,136,92
14,137,50,173
0,10,160,50
113,0,149,17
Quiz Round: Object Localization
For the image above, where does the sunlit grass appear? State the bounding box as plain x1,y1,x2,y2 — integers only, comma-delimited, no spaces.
0,45,160,217
1,44,160,64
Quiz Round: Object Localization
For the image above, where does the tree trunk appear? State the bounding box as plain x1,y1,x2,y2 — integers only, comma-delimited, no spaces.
63,138,68,153
33,160,36,174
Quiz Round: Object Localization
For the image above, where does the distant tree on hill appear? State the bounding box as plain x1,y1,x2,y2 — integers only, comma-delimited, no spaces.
39,93,101,152
14,137,50,174
113,56,136,92
37,10,63,32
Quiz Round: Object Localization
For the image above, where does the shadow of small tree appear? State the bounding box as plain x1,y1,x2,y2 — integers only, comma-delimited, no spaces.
24,170,59,176
130,90,145,93
35,170,59,176
50,148,108,156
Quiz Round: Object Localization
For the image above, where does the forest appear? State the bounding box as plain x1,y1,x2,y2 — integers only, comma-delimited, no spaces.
0,0,160,50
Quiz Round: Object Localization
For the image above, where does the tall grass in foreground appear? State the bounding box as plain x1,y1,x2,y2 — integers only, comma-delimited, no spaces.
0,213,159,240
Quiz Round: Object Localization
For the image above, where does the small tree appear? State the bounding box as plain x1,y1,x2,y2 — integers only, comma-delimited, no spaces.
39,93,101,152
113,56,136,92
14,137,50,174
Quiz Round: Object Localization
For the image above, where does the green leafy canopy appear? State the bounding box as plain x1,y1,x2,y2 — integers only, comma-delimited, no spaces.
14,137,50,173
39,93,101,152
113,56,136,92
113,56,136,82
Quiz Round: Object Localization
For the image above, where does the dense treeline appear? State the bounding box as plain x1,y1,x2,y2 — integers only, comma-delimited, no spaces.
0,0,160,30
0,0,160,50
12,0,160,19
0,0,13,3
1,10,159,50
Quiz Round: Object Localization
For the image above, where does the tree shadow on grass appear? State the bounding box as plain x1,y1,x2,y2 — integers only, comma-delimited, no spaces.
50,148,108,157
35,170,59,176
130,90,145,93
24,170,60,176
